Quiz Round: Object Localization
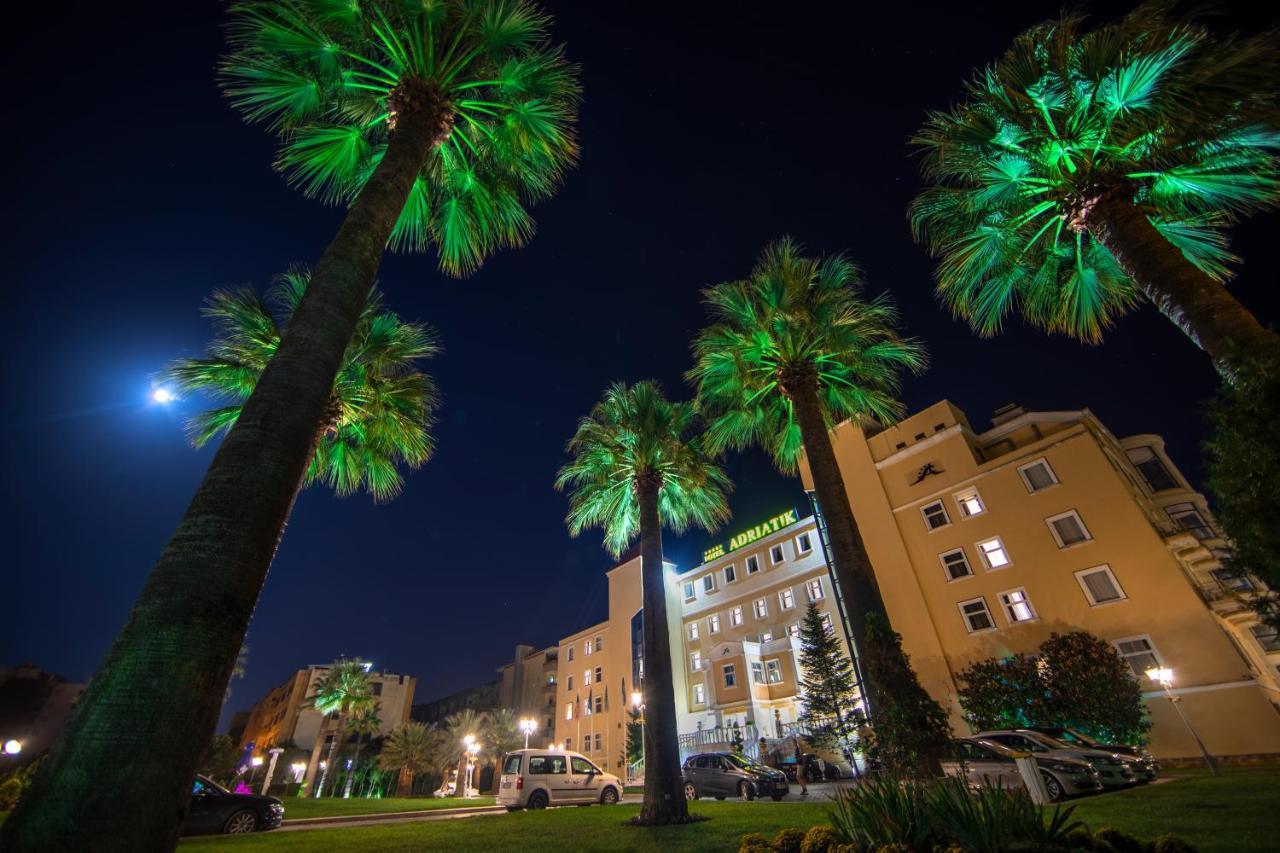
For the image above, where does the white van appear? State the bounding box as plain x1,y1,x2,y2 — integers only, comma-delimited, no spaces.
496,749,623,810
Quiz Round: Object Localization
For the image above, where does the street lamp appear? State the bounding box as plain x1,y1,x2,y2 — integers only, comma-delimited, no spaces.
2,740,21,756
519,717,537,748
462,735,480,799
1146,666,1219,776
631,691,646,778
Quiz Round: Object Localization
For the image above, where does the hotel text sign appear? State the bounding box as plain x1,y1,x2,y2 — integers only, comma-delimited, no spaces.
702,509,799,563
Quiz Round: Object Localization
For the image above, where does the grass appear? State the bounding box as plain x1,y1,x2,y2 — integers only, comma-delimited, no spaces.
280,796,494,820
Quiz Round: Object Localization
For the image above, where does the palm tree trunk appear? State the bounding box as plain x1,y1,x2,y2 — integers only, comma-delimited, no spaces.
343,736,365,799
0,85,452,853
319,714,343,797
635,477,690,825
1090,192,1280,377
301,716,333,798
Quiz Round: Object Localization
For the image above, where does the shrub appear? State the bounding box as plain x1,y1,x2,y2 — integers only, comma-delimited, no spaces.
774,828,808,853
801,825,842,853
0,777,23,810
740,832,773,853
1152,835,1198,853
1094,827,1145,853
830,775,932,850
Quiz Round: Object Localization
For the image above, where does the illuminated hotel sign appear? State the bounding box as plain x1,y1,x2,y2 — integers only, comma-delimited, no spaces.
702,509,799,563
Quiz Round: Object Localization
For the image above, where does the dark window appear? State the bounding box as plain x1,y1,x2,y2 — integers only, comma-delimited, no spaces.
371,682,383,696
1126,446,1179,492
502,754,522,774
528,755,567,775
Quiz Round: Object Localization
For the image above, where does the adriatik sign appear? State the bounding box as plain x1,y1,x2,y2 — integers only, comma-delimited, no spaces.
702,509,799,563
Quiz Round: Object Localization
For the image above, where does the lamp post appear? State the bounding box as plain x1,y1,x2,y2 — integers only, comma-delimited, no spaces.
519,718,537,749
1146,666,1219,776
462,735,481,799
248,755,265,788
261,747,285,795
631,691,645,778
2,740,21,757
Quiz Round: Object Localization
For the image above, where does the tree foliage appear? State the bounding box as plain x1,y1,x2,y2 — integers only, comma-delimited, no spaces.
861,615,951,775
910,2,1280,342
378,722,438,778
956,631,1151,745
797,603,861,749
220,0,580,276
162,268,441,502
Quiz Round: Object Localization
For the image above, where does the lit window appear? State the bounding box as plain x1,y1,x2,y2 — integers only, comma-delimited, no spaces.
746,555,761,574
1018,459,1058,493
702,574,716,593
999,588,1036,623
753,597,768,619
779,588,796,610
921,500,950,531
770,544,785,564
683,581,696,601
1167,503,1214,540
766,659,783,684
724,564,737,584
796,532,813,555
583,669,591,686
584,640,591,656
1076,565,1126,606
751,662,764,683
688,621,699,640
939,549,973,581
820,613,834,635
1251,624,1280,652
1047,510,1091,548
565,702,574,721
976,538,1010,569
693,683,705,704
787,623,801,639
583,698,592,716
709,614,721,634
760,631,773,643
806,579,825,602
723,664,737,688
730,606,744,627
691,651,702,671
955,489,985,518
958,598,995,633
1114,636,1162,678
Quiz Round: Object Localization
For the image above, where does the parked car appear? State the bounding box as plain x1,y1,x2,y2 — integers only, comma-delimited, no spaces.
942,737,1102,802
496,749,623,810
977,730,1136,788
182,775,284,836
1022,727,1159,782
683,751,790,801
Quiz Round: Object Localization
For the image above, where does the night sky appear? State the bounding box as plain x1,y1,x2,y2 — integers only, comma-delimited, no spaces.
3,1,1276,731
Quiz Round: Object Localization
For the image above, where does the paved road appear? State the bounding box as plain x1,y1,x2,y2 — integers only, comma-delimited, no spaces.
280,805,506,832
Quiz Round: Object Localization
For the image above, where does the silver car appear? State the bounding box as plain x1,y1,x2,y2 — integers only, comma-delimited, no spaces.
977,730,1135,789
1022,727,1158,783
942,737,1102,802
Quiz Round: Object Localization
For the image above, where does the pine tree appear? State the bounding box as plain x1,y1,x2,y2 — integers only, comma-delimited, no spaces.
797,603,860,749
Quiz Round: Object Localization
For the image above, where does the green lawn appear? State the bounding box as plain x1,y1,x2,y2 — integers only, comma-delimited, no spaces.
281,796,494,820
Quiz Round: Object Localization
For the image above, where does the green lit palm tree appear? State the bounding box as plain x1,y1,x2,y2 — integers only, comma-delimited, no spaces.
556,381,732,825
162,268,440,503
2,4,578,848
687,238,929,740
341,702,382,798
481,708,524,794
378,722,436,797
909,2,1280,376
306,661,375,798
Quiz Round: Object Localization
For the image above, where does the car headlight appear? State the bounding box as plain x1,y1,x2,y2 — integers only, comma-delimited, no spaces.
270,804,285,814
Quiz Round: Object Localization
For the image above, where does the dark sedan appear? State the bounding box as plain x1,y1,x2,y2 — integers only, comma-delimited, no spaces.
683,752,790,801
182,775,285,836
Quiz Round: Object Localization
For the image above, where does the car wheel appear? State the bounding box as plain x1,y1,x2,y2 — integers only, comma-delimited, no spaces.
738,780,755,801
601,787,619,805
714,795,725,800
683,781,698,801
771,793,785,801
223,810,258,835
505,806,523,812
1040,771,1065,803
527,791,549,810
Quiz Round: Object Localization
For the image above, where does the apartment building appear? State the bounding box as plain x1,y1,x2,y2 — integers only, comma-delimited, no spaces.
801,400,1280,760
496,644,559,748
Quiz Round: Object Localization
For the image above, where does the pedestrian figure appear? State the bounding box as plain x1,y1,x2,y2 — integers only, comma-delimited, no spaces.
794,740,808,795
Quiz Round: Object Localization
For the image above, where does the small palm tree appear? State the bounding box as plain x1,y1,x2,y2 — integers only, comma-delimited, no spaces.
481,709,524,794
556,380,731,825
687,238,928,737
341,702,382,798
161,268,440,503
307,661,375,798
378,722,436,797
909,2,1280,376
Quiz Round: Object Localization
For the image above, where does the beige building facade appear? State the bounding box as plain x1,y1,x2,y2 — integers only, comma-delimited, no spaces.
496,644,560,748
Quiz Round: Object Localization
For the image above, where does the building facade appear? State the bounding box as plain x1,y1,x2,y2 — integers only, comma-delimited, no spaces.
0,665,85,764
800,400,1280,760
496,644,559,747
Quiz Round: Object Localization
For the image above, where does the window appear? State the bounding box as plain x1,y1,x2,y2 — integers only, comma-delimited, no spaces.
746,555,761,575
583,669,592,686
595,666,602,684
779,588,796,610
583,698,592,716
1211,569,1254,593
766,659,783,684
691,651,702,671
760,630,773,643
921,500,950,531
1126,446,1179,492
999,588,1036,623
1114,636,1162,678
683,581,695,601
565,737,572,750
806,578,825,602
939,548,973,581
770,544,785,564
751,662,765,684
573,754,595,774
702,574,716,594
976,537,1011,570
594,733,602,752
565,702,574,721
955,488,985,518
595,637,602,653
595,695,603,713
796,532,813,555
820,613,834,634
724,564,737,584
584,640,591,656
693,683,706,704
709,614,721,634
688,621,699,640
528,755,567,775
371,682,383,697
1251,624,1280,652
567,646,574,662
723,664,737,688
753,597,768,619
503,754,523,775
958,597,995,633
1018,458,1058,492
567,675,574,690
730,606,744,627
1076,565,1126,605
1047,510,1091,547
1167,503,1214,540
787,623,801,639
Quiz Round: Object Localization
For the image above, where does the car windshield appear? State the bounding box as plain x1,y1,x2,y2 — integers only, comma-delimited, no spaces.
1064,729,1103,748
723,754,764,770
193,776,228,796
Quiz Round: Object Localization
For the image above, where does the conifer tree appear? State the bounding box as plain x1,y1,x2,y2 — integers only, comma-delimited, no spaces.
797,603,860,750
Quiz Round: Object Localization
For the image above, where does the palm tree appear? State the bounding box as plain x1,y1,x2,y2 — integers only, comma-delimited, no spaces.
481,709,524,794
341,702,383,798
909,2,1280,377
161,268,441,503
687,238,927,730
378,722,436,797
556,381,732,825
444,709,486,797
305,661,375,798
0,5,577,847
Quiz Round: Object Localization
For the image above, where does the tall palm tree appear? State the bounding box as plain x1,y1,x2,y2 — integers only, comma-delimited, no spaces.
378,722,436,797
306,661,375,798
444,709,486,797
481,708,524,794
687,239,927,729
556,381,732,825
341,702,383,798
909,2,1280,377
0,5,577,848
162,268,441,503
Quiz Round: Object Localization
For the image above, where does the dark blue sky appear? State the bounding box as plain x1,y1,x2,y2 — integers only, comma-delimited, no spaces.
2,1,1276,731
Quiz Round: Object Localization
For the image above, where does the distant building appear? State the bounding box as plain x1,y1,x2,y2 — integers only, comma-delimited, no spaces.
496,645,559,747
0,665,86,763
411,680,499,726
